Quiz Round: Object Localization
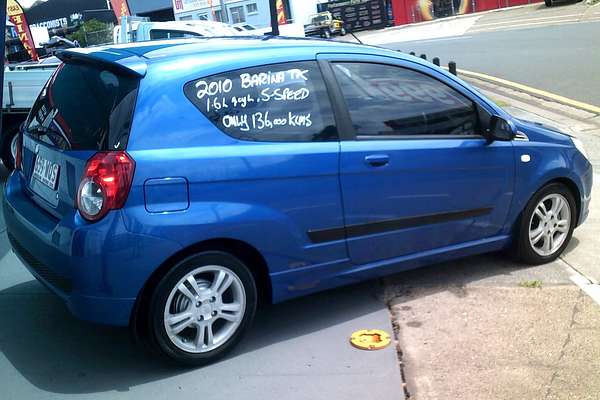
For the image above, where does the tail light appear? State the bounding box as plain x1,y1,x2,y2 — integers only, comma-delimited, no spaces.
77,151,135,222
14,133,23,171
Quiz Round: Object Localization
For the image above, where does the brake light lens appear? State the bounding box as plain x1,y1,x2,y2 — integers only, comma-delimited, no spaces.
14,133,23,171
77,151,135,222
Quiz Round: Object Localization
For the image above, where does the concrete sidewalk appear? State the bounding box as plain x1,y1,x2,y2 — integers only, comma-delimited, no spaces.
389,277,600,400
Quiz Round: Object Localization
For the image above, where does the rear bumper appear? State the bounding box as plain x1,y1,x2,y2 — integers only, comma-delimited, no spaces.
3,171,181,326
9,233,135,324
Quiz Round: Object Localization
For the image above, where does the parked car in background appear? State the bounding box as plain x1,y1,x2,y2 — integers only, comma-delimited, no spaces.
232,23,271,35
304,11,346,38
4,37,592,366
232,23,258,32
545,0,583,6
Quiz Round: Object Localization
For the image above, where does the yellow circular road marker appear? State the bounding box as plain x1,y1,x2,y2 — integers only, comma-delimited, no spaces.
350,329,391,350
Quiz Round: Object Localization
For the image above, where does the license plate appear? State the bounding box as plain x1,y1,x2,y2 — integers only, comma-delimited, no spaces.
32,155,59,190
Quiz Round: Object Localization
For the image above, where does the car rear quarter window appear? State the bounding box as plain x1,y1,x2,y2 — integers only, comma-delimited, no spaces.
332,62,479,138
184,61,338,142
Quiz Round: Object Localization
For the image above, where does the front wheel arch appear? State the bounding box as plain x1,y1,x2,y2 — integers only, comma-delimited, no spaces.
512,180,579,263
507,177,581,251
536,177,581,225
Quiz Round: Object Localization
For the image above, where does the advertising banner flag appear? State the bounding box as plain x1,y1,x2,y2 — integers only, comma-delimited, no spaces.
110,0,131,23
276,0,286,25
7,0,39,61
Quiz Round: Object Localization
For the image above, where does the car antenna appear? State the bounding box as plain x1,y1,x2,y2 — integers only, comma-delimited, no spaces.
350,30,363,45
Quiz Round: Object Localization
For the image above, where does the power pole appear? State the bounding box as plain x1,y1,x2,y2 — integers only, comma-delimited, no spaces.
268,0,279,35
219,0,229,23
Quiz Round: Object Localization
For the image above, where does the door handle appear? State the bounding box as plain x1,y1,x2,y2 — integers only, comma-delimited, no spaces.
365,154,390,167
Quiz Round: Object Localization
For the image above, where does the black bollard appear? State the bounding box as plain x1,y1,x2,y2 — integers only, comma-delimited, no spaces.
449,61,457,76
433,57,440,66
420,54,427,60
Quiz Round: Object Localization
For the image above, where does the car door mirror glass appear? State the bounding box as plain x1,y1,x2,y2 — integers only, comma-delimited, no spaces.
489,115,516,141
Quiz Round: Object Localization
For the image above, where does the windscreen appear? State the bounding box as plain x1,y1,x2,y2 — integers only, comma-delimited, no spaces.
26,62,139,151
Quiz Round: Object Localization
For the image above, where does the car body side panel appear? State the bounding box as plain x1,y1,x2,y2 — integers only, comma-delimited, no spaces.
507,129,593,231
123,142,349,286
122,53,349,302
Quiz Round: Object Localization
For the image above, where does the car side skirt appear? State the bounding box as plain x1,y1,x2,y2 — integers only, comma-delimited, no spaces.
270,234,511,302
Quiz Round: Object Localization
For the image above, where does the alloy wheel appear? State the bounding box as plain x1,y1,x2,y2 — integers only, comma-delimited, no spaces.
163,265,246,353
528,193,571,257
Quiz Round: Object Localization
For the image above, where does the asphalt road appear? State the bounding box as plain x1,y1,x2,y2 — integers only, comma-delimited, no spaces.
0,169,402,400
386,21,600,106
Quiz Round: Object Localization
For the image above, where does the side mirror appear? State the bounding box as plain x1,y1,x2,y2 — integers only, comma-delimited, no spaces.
487,115,516,141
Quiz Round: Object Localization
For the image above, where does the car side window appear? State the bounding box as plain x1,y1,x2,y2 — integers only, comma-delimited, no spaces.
184,61,338,142
331,62,480,138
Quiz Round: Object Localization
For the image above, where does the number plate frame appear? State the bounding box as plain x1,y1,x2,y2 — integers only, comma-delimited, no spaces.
32,155,60,190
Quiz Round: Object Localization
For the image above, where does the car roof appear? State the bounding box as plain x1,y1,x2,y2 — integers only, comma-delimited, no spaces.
65,36,398,61
59,36,420,79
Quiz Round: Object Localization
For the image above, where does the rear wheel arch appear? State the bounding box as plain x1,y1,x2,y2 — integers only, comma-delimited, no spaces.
130,237,272,342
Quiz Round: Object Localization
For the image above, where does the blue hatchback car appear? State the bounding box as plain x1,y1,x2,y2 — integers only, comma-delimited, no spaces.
4,37,592,365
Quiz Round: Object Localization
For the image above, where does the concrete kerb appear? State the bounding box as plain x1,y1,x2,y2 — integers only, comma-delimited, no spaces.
456,68,600,116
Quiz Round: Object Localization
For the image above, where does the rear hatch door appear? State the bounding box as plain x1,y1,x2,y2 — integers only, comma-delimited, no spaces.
21,54,142,220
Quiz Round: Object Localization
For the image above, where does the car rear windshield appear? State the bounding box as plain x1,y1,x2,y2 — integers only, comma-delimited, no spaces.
26,62,139,151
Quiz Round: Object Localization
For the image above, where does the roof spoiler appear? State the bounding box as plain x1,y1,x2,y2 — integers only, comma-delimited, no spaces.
56,49,147,78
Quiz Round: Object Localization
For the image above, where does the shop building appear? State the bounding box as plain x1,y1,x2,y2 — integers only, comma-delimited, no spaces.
25,0,115,28
128,0,176,21
172,0,271,26
318,0,542,27
171,0,330,27
390,0,542,25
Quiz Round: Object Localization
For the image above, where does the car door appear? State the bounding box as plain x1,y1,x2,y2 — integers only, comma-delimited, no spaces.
318,54,515,265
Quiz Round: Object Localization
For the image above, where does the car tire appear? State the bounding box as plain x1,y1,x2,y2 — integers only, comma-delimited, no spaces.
340,27,347,36
516,183,576,265
323,29,331,39
148,251,257,366
544,0,552,6
1,128,18,171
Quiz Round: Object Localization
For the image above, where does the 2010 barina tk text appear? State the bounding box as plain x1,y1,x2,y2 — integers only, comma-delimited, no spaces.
4,37,592,365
